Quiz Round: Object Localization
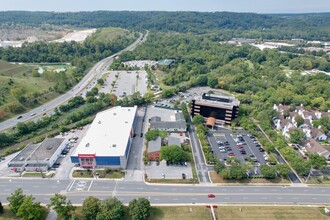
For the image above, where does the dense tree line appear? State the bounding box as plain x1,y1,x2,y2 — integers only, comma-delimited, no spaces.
1,11,330,39
0,31,136,65
5,189,151,220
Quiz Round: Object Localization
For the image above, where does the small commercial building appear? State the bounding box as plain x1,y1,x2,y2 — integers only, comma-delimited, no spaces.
149,112,187,132
191,93,240,125
8,138,66,172
71,106,137,169
147,137,162,161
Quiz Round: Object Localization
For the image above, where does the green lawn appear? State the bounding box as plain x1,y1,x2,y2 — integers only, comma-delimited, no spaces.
146,178,198,184
216,206,330,220
307,176,330,185
74,206,211,220
0,60,59,120
0,206,19,220
89,27,134,43
72,169,124,179
68,206,330,220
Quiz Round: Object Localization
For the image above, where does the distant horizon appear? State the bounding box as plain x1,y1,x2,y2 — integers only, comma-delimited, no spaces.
1,10,330,15
1,0,330,14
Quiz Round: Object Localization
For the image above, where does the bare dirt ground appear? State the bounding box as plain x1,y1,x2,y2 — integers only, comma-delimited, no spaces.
0,26,95,47
52,29,97,43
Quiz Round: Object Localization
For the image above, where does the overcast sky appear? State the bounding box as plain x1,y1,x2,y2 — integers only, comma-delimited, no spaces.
1,0,330,13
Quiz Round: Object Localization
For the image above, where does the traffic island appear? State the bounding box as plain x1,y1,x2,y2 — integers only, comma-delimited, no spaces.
209,171,291,185
72,169,125,179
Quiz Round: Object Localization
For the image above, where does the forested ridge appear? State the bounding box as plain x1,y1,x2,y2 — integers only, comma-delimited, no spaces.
1,11,330,39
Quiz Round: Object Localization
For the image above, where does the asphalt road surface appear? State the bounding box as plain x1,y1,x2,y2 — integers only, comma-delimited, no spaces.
0,31,148,132
0,178,329,205
188,118,211,183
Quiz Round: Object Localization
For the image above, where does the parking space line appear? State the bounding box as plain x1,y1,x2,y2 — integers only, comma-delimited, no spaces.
87,180,94,191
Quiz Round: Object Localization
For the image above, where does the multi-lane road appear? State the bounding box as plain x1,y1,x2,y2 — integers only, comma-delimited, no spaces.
0,31,148,132
1,178,330,205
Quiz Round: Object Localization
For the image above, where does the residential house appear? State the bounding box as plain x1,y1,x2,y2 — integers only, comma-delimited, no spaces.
310,128,327,141
305,140,330,160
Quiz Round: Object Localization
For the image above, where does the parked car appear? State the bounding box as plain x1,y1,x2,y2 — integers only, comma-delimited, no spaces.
259,148,265,152
182,173,186,179
228,153,235,157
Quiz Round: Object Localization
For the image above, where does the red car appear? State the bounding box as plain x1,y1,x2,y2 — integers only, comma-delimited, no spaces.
228,153,235,157
208,194,215,198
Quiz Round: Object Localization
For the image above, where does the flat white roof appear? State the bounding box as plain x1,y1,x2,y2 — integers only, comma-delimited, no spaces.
73,106,137,157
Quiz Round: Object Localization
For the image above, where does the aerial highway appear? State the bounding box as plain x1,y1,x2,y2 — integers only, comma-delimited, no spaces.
0,178,329,205
0,31,148,132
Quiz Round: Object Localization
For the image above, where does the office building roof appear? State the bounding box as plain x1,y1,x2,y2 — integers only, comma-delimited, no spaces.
73,106,137,157
194,93,240,107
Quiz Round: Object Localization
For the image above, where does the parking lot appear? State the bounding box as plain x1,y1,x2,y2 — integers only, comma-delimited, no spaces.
100,70,148,98
52,125,90,179
208,128,268,175
145,161,193,180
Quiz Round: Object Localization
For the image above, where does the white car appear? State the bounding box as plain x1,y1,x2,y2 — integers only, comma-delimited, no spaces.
30,113,36,116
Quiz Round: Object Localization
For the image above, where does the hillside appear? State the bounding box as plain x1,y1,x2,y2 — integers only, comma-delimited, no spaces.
0,11,330,39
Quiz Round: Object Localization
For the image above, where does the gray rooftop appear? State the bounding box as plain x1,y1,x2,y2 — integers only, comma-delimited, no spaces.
175,112,185,121
194,93,240,107
150,116,161,122
168,136,181,147
11,143,40,162
150,121,186,130
29,138,65,162
10,138,65,163
148,137,161,153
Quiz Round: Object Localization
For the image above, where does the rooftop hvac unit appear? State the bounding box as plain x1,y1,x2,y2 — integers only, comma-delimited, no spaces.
86,143,90,148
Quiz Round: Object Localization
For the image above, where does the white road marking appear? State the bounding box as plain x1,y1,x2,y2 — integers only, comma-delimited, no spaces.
67,180,76,192
87,180,94,192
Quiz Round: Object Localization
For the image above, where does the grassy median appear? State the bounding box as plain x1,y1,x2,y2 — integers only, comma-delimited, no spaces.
210,171,291,185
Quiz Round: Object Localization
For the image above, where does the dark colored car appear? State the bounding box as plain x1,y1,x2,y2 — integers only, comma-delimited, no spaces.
17,115,23,119
182,173,186,179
